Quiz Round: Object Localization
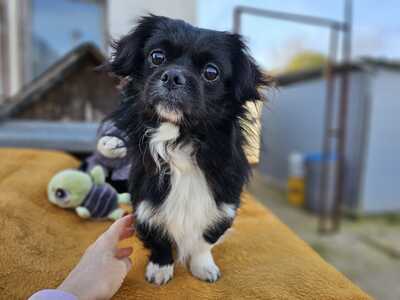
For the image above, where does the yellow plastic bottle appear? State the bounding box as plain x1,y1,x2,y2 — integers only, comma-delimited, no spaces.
288,153,305,207
288,177,305,206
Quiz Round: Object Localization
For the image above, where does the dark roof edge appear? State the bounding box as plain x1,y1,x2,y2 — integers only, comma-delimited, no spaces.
275,63,362,87
275,57,400,87
0,43,106,119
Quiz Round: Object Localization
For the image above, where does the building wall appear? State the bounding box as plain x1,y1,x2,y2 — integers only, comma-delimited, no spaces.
1,0,197,99
360,69,400,213
0,0,6,99
107,0,197,39
260,77,327,187
343,71,371,211
6,0,22,97
259,71,367,199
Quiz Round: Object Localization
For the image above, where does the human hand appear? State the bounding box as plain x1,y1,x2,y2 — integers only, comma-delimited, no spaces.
58,214,134,300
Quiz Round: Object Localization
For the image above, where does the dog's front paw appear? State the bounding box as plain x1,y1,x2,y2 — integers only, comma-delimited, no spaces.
145,262,174,285
190,251,221,283
97,136,127,158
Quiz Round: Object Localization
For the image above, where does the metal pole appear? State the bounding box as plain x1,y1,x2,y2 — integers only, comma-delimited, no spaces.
332,0,352,231
233,7,241,34
232,3,352,233
233,6,344,30
319,28,339,233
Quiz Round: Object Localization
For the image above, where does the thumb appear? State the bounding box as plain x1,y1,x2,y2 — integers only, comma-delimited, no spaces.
120,257,133,274
100,214,134,246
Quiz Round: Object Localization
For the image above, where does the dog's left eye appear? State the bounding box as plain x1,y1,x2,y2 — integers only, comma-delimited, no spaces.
150,50,166,66
202,64,219,81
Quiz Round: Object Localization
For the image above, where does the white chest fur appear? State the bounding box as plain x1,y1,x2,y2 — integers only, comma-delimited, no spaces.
136,122,233,262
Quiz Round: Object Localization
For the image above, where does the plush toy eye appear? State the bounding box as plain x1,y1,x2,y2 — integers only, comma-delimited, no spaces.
150,50,166,66
55,188,67,200
203,64,219,81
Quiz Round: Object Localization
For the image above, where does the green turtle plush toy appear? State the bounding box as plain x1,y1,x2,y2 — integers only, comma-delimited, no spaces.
48,166,130,221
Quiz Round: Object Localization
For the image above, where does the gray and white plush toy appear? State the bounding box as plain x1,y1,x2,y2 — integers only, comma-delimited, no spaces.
81,120,131,192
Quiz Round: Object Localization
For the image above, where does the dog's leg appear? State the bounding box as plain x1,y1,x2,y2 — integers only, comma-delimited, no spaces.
145,236,174,285
189,242,220,283
136,223,174,285
189,218,233,283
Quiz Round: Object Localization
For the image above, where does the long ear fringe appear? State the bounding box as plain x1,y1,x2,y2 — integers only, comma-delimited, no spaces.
229,33,275,104
94,38,122,73
97,14,163,77
229,33,275,163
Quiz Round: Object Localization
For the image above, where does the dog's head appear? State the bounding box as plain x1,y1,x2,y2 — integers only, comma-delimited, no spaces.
106,15,270,126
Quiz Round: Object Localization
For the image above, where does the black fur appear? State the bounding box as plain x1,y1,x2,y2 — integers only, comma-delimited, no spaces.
105,15,270,273
203,218,233,245
136,222,174,265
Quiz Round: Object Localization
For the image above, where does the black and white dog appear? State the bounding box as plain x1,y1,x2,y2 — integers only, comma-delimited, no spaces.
105,15,270,285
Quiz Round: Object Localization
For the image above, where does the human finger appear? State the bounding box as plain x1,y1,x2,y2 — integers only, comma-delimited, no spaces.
115,247,133,259
101,214,134,246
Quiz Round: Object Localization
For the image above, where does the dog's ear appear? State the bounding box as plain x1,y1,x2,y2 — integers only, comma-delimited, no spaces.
230,34,273,103
100,15,162,77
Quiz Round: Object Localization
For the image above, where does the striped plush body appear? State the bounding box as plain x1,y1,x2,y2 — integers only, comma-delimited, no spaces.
82,184,119,218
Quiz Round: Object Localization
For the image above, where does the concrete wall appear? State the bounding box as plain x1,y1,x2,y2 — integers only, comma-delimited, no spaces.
260,78,326,188
108,0,197,39
260,67,400,213
360,69,400,213
259,71,366,199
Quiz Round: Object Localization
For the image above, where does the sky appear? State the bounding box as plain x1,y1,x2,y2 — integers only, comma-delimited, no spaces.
197,0,400,70
32,0,103,55
30,0,400,72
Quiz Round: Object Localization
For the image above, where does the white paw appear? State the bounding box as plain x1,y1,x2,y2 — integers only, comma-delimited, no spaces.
190,251,221,283
97,136,127,158
145,262,174,285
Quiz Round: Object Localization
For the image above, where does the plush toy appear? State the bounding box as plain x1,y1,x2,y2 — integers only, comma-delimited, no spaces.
80,120,131,193
48,166,130,220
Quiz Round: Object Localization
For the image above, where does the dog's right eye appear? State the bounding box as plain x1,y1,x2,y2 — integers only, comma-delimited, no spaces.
150,50,166,66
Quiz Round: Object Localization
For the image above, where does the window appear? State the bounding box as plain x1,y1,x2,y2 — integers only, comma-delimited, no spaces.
25,0,106,81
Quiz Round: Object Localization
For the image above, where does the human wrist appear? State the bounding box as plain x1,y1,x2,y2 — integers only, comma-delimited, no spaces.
29,289,78,300
58,280,85,300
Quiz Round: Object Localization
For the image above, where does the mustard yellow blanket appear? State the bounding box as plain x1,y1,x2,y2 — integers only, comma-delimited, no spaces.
0,149,370,299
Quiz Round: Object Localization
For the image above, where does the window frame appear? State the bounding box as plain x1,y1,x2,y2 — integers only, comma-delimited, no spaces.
0,0,10,100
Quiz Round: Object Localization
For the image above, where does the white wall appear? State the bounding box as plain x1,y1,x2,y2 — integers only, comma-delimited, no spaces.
259,71,366,201
260,67,400,214
7,0,22,96
107,0,197,39
360,69,400,213
260,77,327,187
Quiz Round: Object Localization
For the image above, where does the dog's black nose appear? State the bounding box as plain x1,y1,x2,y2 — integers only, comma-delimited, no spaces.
160,69,186,89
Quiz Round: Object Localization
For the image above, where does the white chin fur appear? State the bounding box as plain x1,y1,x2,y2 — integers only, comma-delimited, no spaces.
145,262,174,285
156,104,182,123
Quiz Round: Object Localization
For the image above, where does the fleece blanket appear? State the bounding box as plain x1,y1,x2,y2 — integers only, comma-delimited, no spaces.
0,149,370,299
